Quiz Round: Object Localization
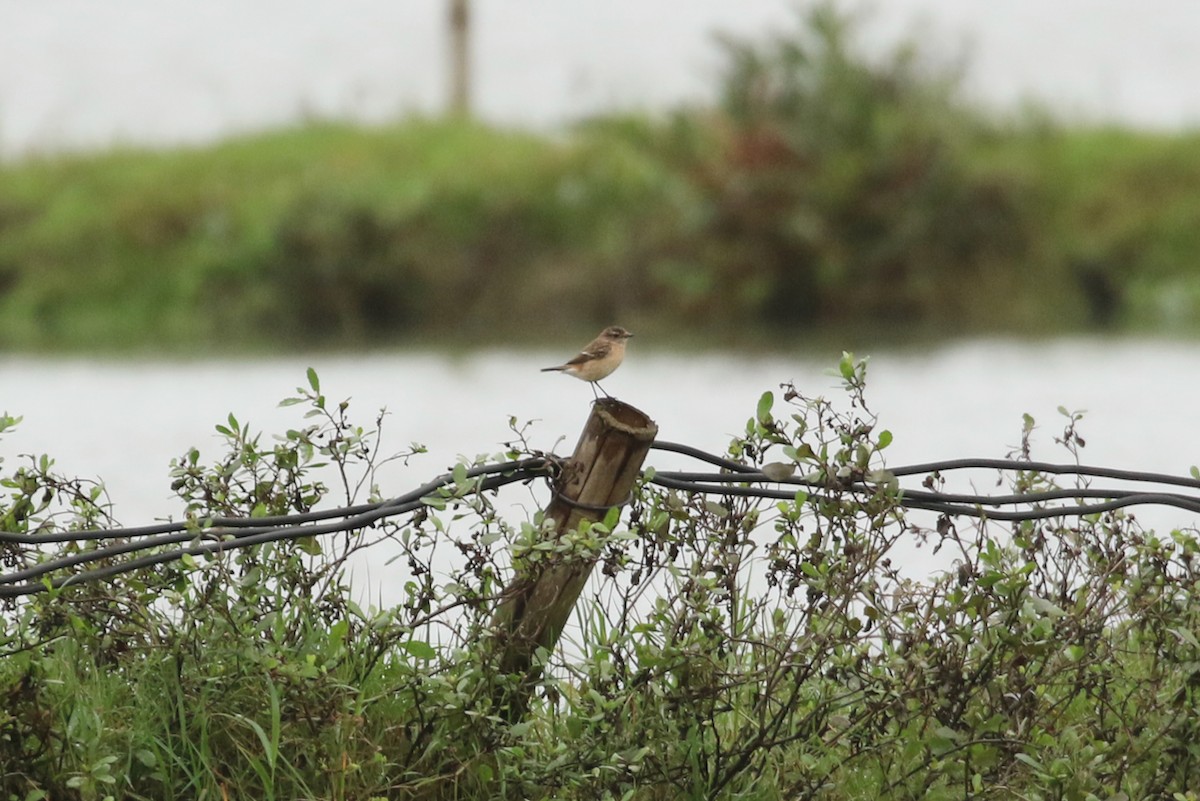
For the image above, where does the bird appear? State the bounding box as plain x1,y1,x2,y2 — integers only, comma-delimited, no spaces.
541,325,634,399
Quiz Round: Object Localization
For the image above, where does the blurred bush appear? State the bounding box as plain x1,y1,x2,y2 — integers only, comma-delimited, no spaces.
676,3,1038,330
1,2,1199,350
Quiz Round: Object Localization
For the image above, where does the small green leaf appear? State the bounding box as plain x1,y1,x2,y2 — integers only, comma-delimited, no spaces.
1169,626,1200,649
307,367,320,392
756,391,774,425
1014,752,1043,771
401,639,437,660
704,501,729,517
877,429,893,449
866,469,899,492
839,352,856,380
297,536,323,556
1029,596,1065,618
761,462,795,482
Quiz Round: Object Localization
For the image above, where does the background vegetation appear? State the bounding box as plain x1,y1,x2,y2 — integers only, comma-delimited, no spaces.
2,363,1199,799
1,4,1200,352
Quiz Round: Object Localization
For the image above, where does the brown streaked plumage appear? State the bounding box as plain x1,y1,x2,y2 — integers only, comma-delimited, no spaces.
541,326,634,397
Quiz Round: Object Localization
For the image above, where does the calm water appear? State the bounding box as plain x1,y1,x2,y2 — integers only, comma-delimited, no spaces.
2,1,1199,157
3,339,1199,602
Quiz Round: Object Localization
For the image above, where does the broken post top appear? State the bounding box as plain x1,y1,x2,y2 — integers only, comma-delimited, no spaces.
590,397,658,442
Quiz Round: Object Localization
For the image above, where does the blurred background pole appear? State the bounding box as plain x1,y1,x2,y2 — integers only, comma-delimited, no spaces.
448,0,471,116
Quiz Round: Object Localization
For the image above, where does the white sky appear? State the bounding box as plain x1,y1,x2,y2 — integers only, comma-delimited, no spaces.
1,0,1198,157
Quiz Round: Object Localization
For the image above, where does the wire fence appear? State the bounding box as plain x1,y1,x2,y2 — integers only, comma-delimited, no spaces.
2,440,1198,598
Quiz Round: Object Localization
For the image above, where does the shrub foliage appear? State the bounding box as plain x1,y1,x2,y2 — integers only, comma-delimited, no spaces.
1,363,1199,800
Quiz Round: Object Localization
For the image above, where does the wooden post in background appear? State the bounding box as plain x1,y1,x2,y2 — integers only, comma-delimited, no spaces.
447,0,471,117
492,398,657,698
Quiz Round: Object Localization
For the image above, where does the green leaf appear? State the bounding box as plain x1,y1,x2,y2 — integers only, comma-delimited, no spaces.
839,351,856,380
761,462,795,482
1169,626,1200,649
877,429,893,449
400,639,437,660
786,443,815,462
756,391,774,425
1029,596,1065,618
307,366,320,392
704,501,729,517
297,536,322,556
1014,752,1043,771
866,469,899,492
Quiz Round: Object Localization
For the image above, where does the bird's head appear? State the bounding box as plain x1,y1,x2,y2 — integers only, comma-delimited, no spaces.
602,326,633,340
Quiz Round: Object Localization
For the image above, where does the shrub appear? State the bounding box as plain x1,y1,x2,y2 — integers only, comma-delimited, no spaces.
2,364,1200,798
636,2,1041,333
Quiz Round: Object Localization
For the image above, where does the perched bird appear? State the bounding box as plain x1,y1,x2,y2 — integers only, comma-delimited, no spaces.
541,325,634,398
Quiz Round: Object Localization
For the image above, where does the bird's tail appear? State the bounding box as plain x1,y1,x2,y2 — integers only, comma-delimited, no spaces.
540,366,564,372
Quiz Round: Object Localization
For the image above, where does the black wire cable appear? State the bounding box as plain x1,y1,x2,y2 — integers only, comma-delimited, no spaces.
649,440,757,473
649,470,1200,512
649,441,1200,489
0,501,385,545
0,458,550,545
5,440,1200,598
647,476,1200,521
647,441,1200,518
887,457,1200,490
0,458,550,597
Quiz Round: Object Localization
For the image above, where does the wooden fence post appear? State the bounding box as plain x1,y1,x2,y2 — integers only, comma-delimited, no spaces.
491,397,657,698
447,0,471,116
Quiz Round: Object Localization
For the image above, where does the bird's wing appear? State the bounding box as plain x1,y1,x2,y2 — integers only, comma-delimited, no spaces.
564,347,601,366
